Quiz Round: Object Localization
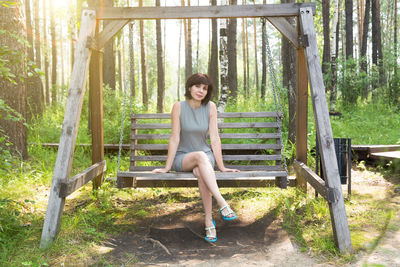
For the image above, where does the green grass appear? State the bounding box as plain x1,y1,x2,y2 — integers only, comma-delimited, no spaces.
1,92,400,265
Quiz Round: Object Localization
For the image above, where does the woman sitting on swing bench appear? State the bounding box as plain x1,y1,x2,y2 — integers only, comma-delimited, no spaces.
152,73,239,243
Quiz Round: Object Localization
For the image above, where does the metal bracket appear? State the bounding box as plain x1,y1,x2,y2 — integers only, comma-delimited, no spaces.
299,34,309,47
86,36,102,52
326,187,340,203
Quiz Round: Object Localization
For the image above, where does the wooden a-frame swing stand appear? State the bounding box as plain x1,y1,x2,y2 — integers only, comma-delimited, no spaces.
40,3,353,254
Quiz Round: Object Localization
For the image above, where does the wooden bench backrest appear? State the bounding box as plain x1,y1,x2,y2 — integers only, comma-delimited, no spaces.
130,111,283,172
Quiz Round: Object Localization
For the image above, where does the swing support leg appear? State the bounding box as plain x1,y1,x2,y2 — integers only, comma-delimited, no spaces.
299,7,353,254
40,10,97,249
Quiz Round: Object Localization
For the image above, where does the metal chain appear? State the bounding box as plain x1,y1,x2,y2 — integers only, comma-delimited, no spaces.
117,21,135,173
264,20,288,175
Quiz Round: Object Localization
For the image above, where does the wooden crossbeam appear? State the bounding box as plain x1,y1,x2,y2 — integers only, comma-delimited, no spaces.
40,10,97,249
267,17,299,48
59,161,106,198
96,3,316,20
299,7,352,254
97,20,130,49
293,161,339,203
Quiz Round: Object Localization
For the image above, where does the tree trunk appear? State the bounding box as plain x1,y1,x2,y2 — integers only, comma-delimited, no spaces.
196,0,200,72
281,0,296,146
118,50,122,91
0,1,28,158
357,0,363,56
60,17,65,88
361,0,370,79
178,20,183,101
394,0,398,64
217,0,229,113
245,17,250,94
253,17,259,94
345,0,353,59
139,0,148,110
261,17,267,100
208,0,219,102
242,17,247,97
227,0,238,100
184,0,193,81
129,22,135,98
322,0,330,77
43,0,50,105
50,0,57,104
103,0,116,91
34,0,44,108
24,0,42,118
156,0,165,113
371,0,383,86
330,0,340,110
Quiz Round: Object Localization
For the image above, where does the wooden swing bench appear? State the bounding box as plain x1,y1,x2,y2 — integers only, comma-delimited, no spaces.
117,111,295,189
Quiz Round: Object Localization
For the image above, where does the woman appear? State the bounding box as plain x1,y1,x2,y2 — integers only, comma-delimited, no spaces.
152,73,239,243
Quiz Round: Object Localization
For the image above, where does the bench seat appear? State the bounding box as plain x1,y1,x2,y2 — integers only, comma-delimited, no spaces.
117,111,289,188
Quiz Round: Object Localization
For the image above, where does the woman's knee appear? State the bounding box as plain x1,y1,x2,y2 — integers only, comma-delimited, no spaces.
193,151,209,165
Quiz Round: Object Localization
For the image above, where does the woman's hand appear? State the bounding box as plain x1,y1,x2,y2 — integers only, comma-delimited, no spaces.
219,167,240,172
152,168,170,173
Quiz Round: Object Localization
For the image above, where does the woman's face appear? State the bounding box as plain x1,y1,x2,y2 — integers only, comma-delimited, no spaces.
190,84,208,101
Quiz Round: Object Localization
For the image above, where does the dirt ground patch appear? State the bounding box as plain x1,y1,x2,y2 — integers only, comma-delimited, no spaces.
93,166,400,266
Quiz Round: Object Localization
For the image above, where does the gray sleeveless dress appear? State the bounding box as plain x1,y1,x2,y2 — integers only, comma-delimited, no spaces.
171,100,215,172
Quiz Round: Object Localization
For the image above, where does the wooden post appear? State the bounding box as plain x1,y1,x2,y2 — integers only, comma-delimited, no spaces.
90,22,104,189
40,10,97,249
295,25,308,191
299,7,353,254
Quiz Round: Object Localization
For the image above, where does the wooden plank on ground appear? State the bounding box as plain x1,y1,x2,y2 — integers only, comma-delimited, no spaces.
97,3,316,20
370,151,400,162
352,145,400,153
299,6,352,254
59,161,106,198
40,10,97,249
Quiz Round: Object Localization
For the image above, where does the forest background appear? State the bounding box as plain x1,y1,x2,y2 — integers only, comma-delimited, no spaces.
0,0,399,265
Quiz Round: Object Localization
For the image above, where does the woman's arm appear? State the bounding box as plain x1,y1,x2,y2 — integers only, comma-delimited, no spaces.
152,102,181,173
209,102,239,172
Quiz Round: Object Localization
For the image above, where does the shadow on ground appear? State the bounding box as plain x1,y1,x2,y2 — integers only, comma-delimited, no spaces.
96,205,286,266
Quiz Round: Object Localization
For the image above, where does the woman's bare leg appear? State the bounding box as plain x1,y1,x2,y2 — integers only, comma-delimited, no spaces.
193,167,215,237
181,151,227,208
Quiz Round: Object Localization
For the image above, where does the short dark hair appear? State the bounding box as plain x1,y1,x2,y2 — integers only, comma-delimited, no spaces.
185,73,214,105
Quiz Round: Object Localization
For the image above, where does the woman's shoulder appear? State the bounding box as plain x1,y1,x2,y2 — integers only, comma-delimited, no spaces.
171,101,182,114
208,101,216,109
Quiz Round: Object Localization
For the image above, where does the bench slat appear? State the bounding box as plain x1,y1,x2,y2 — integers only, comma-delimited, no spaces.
131,133,281,140
131,154,281,161
118,171,287,178
130,165,282,171
117,177,295,188
131,143,281,150
131,111,282,119
132,122,280,129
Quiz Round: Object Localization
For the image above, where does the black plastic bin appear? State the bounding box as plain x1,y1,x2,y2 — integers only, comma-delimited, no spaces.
316,137,352,195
